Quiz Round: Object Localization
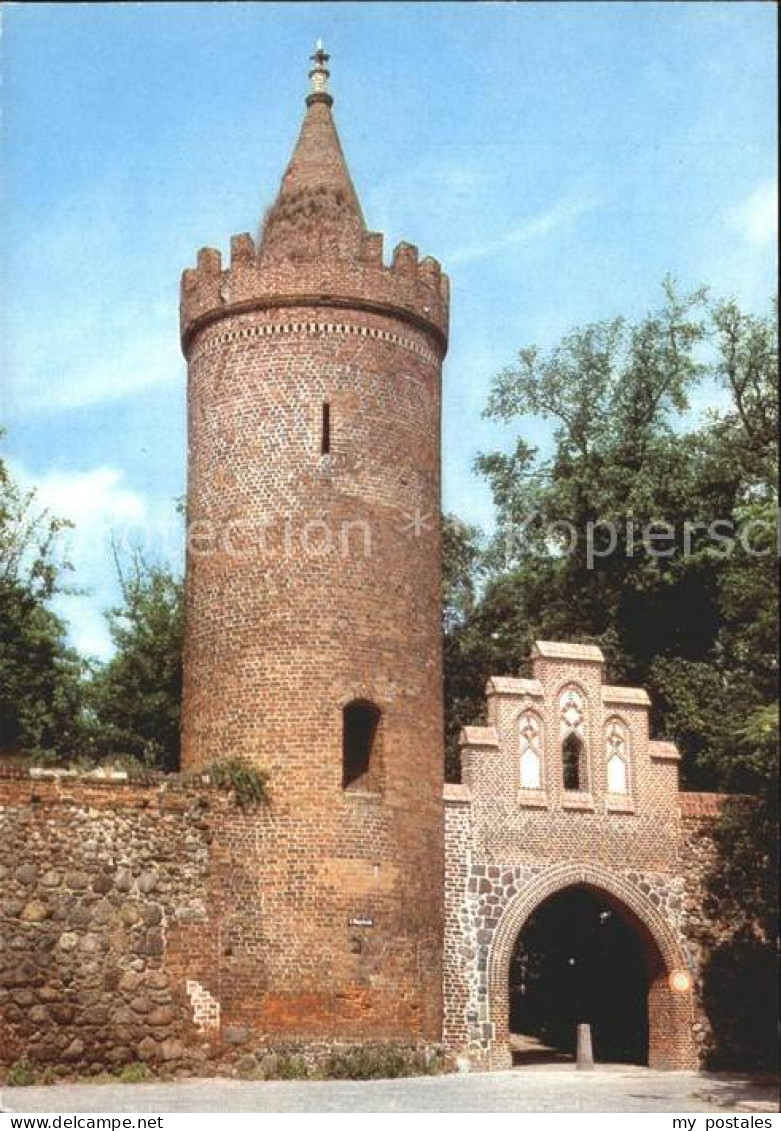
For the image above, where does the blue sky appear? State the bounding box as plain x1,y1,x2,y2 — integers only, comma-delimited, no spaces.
1,1,777,659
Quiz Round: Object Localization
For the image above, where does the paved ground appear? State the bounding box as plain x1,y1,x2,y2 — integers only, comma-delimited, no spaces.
2,1066,778,1113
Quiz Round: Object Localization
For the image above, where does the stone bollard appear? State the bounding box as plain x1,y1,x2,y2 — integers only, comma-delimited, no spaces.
576,1022,595,1069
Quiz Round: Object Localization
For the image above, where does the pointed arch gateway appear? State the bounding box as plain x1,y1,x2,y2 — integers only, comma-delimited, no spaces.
487,863,697,1070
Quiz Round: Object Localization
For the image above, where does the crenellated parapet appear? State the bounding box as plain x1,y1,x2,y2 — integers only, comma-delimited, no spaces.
180,231,449,358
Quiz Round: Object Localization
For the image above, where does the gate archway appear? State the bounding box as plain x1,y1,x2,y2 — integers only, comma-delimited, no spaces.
487,863,697,1070
509,886,650,1063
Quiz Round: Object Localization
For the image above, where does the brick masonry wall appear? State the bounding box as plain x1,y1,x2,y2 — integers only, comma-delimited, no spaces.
176,157,449,1040
444,647,725,1071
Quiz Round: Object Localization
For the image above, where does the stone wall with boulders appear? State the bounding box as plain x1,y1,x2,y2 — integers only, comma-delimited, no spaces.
0,767,726,1080
0,766,442,1080
1,768,225,1076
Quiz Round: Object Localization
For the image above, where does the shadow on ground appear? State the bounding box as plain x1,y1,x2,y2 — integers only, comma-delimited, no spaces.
690,1073,779,1113
510,1033,573,1067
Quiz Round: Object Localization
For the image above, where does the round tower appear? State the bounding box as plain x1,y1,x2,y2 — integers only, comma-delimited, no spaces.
180,46,448,1042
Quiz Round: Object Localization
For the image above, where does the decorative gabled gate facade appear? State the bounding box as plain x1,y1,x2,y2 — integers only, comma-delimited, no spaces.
443,641,718,1070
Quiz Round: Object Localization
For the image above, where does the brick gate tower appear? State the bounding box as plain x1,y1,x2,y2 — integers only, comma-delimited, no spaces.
179,46,449,1043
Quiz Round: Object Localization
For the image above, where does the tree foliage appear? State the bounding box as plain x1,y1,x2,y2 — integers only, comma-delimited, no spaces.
0,437,87,763
88,544,184,771
446,283,777,791
443,514,493,779
698,702,779,1070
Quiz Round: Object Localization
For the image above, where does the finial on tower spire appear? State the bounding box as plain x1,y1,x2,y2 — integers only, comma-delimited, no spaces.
307,39,333,107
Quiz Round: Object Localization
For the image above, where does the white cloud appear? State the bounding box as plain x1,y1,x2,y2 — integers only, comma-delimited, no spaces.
3,169,185,417
11,463,147,660
696,181,778,314
366,150,603,272
5,319,182,416
730,180,778,248
29,466,148,529
448,194,601,266
50,599,115,663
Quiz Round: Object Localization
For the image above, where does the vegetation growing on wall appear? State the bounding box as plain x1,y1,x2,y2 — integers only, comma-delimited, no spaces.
202,757,271,808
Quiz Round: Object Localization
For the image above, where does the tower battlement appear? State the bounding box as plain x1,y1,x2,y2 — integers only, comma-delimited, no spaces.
180,232,449,357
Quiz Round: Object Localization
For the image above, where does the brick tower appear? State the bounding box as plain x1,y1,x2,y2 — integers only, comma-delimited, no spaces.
179,45,449,1042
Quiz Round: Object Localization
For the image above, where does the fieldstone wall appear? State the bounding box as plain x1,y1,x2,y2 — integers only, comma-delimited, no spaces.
0,764,725,1079
1,769,223,1075
442,801,716,1070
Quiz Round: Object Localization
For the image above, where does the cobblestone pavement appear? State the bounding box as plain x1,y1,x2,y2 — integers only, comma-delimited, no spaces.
2,1067,778,1113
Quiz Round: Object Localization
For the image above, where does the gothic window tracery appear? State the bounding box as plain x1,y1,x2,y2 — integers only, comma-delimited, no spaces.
605,717,630,794
518,710,543,789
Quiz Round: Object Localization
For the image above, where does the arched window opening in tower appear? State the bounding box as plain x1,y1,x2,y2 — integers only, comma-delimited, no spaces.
342,700,381,790
321,402,331,454
563,732,587,792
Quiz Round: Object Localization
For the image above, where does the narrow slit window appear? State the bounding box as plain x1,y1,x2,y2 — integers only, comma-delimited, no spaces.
321,402,331,454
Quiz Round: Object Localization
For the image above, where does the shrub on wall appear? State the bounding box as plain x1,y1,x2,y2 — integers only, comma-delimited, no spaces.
204,758,270,808
324,1043,442,1080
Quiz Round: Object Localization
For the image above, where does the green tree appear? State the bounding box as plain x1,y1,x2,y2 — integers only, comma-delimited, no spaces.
447,286,778,1065
698,702,779,1070
89,544,184,771
470,283,777,787
442,514,494,780
0,433,88,763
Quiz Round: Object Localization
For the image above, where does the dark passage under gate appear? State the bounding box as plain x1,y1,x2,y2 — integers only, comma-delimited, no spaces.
509,885,649,1065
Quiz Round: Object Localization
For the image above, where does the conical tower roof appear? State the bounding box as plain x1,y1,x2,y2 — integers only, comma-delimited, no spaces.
259,43,366,264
